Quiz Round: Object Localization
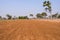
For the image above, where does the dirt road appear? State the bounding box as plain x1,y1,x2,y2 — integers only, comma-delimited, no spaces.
0,19,60,40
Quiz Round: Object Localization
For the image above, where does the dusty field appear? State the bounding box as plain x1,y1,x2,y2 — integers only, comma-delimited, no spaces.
0,19,60,40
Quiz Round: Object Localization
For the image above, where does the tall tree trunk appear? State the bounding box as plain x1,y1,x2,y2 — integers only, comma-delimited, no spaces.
50,12,52,19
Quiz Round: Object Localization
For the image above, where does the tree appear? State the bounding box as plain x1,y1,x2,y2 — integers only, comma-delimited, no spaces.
12,16,17,20
43,1,52,19
6,14,12,19
41,12,47,18
0,16,2,20
52,13,58,19
36,13,43,18
29,14,33,18
3,17,6,20
18,16,28,19
30,14,33,17
24,16,28,19
58,14,60,18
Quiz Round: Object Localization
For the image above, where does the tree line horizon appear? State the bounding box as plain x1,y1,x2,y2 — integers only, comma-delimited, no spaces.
0,0,60,20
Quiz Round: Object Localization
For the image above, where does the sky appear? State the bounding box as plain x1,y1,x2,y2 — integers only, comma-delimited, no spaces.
0,0,60,17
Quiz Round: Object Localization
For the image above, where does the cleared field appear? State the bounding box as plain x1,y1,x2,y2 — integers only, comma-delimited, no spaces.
0,19,60,40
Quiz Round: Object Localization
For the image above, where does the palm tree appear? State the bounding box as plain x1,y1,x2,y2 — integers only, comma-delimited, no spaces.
43,1,52,19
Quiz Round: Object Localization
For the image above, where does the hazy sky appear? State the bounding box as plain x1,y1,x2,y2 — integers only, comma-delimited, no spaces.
0,0,60,17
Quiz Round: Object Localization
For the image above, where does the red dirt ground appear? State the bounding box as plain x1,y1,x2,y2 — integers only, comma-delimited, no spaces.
0,19,60,40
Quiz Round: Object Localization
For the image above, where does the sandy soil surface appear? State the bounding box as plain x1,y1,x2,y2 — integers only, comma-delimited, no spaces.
0,19,60,40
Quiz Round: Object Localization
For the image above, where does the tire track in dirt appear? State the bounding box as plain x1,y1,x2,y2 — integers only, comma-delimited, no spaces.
5,25,23,40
